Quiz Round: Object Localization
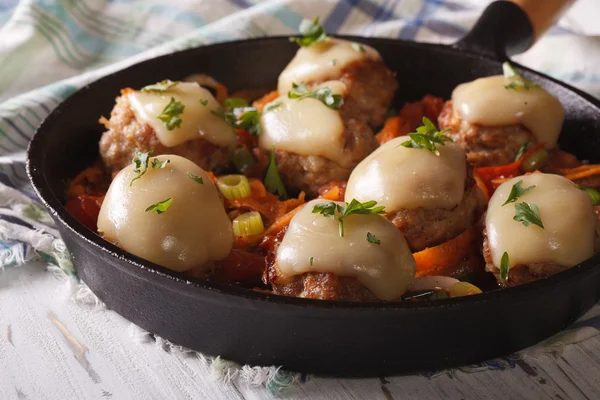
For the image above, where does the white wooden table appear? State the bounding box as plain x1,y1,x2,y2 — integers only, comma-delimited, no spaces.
2,262,600,400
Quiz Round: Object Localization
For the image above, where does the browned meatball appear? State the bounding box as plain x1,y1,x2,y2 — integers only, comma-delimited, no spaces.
482,226,568,288
338,59,398,128
274,118,377,197
438,100,536,167
99,92,231,174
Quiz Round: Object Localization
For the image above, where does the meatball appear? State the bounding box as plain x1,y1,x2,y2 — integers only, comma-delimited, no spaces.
99,92,231,174
438,100,536,167
387,182,484,252
273,118,377,197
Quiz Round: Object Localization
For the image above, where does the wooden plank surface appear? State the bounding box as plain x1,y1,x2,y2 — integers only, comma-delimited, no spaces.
2,262,600,399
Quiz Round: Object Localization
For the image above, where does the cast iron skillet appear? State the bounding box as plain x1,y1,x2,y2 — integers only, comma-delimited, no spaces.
27,1,600,375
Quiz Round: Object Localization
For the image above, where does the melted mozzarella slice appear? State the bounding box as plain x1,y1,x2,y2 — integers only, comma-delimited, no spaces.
486,173,595,269
127,82,235,148
97,155,233,272
452,75,564,148
259,80,350,165
276,199,416,301
278,38,381,94
345,136,467,211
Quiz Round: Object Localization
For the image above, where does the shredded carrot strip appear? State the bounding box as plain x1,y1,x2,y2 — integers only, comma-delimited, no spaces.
561,165,600,181
414,225,479,277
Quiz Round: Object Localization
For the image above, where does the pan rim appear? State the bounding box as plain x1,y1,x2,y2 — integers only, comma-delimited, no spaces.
26,35,600,312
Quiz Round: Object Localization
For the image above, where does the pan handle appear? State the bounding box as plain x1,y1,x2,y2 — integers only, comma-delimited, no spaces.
453,0,574,60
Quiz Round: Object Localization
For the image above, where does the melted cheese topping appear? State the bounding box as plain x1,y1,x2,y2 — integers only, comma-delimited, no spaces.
452,75,565,148
259,80,350,165
97,155,233,272
345,136,467,211
127,82,235,148
486,173,595,268
278,38,381,94
276,199,416,300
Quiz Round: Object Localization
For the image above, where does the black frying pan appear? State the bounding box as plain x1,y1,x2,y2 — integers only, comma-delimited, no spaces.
27,0,600,375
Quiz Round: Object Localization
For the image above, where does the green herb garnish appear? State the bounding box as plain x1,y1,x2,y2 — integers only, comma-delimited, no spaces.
584,188,600,205
289,17,327,47
400,117,452,156
351,42,365,53
513,202,544,229
288,82,344,110
366,232,380,245
503,62,540,91
145,198,173,214
199,99,208,106
500,252,510,281
130,151,152,186
263,148,287,199
223,98,249,109
212,98,262,135
502,180,535,206
309,256,314,266
312,199,386,237
515,142,528,161
151,158,170,169
263,100,282,112
158,97,185,130
141,80,179,93
186,172,204,184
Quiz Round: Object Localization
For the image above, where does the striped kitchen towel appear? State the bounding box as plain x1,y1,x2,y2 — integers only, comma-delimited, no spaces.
1,0,600,391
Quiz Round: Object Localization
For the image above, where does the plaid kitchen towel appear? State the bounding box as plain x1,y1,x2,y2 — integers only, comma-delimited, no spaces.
1,0,600,392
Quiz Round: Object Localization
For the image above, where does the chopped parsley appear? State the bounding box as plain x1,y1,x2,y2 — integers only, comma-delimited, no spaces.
151,158,170,169
288,82,344,110
145,198,173,214
263,100,282,112
212,98,263,136
141,80,179,93
312,199,386,237
223,98,249,109
263,148,287,199
502,180,535,206
199,99,208,106
332,59,337,65
513,202,544,229
186,172,204,184
500,252,510,281
400,117,452,156
130,151,152,186
309,256,314,266
351,42,365,53
503,62,540,91
158,97,185,130
289,17,327,47
514,142,528,161
584,188,600,205
366,232,380,245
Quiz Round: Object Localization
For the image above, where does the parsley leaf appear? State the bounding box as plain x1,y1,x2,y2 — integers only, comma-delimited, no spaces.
223,98,248,109
312,199,386,237
212,98,262,135
503,62,540,91
502,180,536,206
513,202,544,229
351,42,365,53
186,172,204,184
400,117,452,156
309,256,314,266
158,97,185,130
289,17,327,47
236,108,262,136
288,82,344,110
500,251,510,281
366,232,381,245
514,142,528,161
263,100,282,112
141,80,179,93
151,158,170,169
130,151,152,186
145,198,173,214
263,148,287,199
199,99,208,106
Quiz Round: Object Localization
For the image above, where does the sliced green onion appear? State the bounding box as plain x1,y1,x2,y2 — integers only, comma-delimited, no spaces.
520,148,549,173
232,211,265,236
217,174,251,200
584,188,600,205
448,282,483,298
232,147,256,173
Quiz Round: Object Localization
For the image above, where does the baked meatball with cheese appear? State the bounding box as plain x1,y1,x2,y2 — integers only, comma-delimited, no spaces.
345,135,485,252
483,173,596,287
265,199,416,301
259,80,377,197
100,81,235,174
279,38,397,128
97,154,233,273
438,74,564,167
